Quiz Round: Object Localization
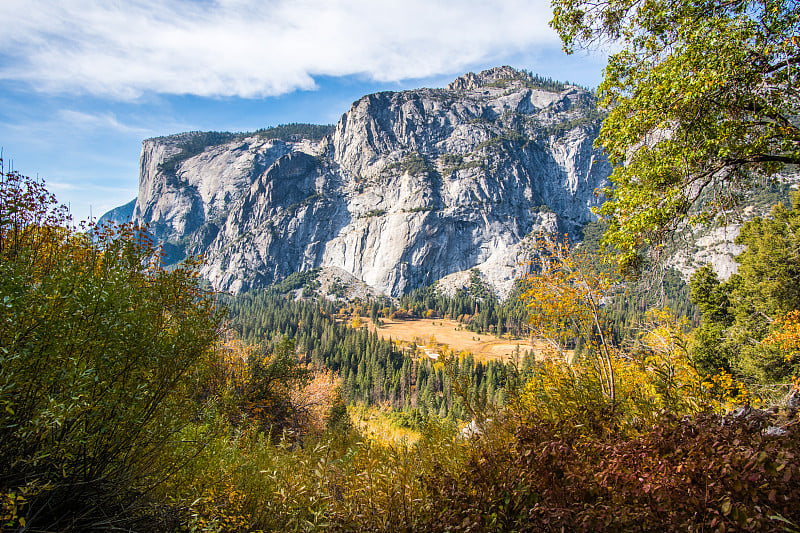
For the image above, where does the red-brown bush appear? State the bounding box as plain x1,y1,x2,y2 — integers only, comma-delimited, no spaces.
420,410,800,532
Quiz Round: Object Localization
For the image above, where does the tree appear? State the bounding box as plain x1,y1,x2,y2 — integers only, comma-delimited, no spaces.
551,0,800,271
207,335,314,437
0,166,223,530
763,310,800,387
689,192,800,382
688,265,738,376
730,192,800,381
628,309,704,414
521,234,618,402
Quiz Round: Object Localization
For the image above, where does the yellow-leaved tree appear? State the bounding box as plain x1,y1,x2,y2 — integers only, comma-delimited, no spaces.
521,233,618,403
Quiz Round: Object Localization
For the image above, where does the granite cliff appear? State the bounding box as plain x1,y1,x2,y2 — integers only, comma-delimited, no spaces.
108,67,612,296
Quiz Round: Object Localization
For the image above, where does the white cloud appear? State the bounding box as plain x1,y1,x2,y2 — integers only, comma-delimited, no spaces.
45,180,81,192
0,0,558,99
4,108,156,142
56,110,155,135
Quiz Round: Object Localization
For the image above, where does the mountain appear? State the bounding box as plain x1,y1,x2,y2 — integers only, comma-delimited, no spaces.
97,198,136,227
106,66,611,297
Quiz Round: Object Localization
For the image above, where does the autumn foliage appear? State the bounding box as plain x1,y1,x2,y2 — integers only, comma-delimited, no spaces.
3,161,800,532
0,167,223,530
420,410,800,532
203,334,344,438
764,310,800,373
521,233,618,401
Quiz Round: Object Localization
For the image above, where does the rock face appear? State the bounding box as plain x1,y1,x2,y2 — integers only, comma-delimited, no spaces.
114,67,612,296
97,198,135,227
666,178,800,282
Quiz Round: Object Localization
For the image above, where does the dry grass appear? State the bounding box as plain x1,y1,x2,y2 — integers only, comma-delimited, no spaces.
367,318,543,362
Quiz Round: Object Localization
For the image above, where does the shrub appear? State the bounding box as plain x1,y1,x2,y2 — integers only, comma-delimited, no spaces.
419,411,800,532
0,169,223,530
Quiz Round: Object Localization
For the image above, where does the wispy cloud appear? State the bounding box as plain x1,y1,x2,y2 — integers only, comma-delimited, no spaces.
56,110,155,135
3,108,156,143
46,180,81,192
0,0,558,99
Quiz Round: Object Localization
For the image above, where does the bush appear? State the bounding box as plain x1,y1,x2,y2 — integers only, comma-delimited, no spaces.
419,411,800,531
0,169,223,530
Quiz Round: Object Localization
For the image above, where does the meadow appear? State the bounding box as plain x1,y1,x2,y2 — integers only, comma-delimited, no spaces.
368,318,541,362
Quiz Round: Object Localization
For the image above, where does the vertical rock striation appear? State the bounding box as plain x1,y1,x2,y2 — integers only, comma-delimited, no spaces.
117,67,611,296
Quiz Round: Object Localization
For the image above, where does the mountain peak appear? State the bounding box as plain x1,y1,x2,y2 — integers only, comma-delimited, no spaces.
446,66,522,91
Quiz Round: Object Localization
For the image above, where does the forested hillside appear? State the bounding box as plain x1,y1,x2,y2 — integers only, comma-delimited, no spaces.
226,290,513,420
4,149,800,532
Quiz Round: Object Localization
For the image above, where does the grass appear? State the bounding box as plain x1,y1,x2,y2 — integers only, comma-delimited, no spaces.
367,318,541,362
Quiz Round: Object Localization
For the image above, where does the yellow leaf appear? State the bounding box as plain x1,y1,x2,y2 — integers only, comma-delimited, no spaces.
720,498,732,516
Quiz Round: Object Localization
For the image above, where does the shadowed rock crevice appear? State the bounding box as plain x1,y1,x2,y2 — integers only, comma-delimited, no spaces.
112,67,611,297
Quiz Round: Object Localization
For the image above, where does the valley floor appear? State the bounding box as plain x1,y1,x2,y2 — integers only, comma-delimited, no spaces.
367,318,542,362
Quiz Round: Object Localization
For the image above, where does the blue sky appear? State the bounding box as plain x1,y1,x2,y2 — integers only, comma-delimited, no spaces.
0,0,607,222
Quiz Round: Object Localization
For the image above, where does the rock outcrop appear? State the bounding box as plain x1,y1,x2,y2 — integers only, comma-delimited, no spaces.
108,67,612,296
